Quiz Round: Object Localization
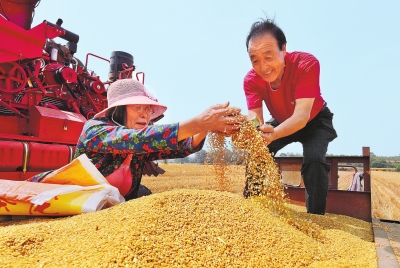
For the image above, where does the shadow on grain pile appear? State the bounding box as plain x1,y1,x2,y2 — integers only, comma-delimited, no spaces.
0,189,376,268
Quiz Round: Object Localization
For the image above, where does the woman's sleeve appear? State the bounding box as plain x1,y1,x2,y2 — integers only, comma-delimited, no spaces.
78,120,181,155
26,170,53,182
147,136,206,161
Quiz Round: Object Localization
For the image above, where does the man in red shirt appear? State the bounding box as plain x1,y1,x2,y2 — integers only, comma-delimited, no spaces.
243,18,337,214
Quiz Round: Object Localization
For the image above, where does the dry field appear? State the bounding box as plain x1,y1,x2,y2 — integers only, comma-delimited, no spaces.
370,171,400,220
142,164,245,195
144,164,400,221
337,169,400,221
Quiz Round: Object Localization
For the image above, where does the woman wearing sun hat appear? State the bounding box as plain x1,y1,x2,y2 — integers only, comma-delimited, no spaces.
29,78,244,200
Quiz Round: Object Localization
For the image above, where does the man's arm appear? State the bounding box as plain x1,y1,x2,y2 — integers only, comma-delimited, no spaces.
248,107,264,124
259,98,314,144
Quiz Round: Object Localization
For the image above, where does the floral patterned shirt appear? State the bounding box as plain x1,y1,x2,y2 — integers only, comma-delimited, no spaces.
29,118,204,199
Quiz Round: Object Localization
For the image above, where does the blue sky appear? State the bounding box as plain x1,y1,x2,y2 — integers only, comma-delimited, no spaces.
33,1,400,156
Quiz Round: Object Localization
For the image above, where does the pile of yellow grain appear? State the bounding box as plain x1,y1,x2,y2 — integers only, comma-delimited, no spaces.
0,189,376,267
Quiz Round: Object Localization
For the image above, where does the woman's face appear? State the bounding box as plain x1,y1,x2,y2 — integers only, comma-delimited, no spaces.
125,105,153,129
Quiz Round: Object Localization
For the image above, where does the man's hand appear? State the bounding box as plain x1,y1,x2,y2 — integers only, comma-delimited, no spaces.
258,124,275,145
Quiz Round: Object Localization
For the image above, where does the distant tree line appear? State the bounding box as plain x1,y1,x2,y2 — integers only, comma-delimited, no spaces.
368,152,400,171
168,149,246,165
169,150,400,172
327,152,400,171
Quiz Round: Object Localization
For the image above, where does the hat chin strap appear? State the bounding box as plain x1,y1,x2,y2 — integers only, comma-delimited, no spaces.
111,108,124,127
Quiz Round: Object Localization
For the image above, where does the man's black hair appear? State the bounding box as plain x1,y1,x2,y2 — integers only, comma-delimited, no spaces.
246,18,287,51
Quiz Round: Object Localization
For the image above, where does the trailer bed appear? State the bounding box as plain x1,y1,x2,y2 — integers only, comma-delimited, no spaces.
276,147,399,267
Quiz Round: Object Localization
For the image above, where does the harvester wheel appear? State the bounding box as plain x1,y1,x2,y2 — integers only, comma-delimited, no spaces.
0,62,27,93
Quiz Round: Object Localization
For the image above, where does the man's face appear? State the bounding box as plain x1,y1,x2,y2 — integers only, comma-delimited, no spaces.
248,34,286,83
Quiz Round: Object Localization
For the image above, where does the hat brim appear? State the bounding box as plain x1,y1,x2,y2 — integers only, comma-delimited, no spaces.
93,96,167,120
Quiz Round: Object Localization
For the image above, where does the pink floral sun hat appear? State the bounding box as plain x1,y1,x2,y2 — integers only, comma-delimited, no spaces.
93,78,167,120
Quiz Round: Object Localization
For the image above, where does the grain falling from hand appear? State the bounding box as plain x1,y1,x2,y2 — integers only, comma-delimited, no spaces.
206,132,232,191
231,118,288,215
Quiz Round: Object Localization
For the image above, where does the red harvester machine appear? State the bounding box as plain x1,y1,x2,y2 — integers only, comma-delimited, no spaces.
0,0,139,181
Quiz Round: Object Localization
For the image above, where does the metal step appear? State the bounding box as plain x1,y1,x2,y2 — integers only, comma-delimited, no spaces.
373,218,400,268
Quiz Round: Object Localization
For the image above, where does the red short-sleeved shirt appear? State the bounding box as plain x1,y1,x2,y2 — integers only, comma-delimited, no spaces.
244,51,325,123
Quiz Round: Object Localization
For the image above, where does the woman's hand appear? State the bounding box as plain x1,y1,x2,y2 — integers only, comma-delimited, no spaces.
195,102,245,134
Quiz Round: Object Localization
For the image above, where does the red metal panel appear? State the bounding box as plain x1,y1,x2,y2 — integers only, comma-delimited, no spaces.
285,187,372,222
0,171,38,181
0,18,63,63
326,190,371,222
0,115,21,135
284,187,305,206
29,106,86,144
27,142,70,171
0,0,39,30
0,133,77,145
0,140,23,171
